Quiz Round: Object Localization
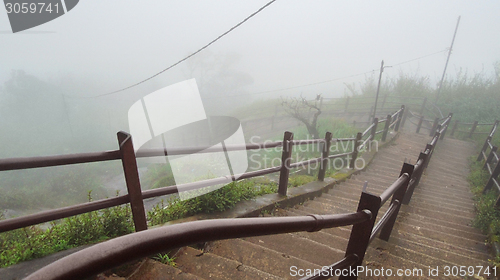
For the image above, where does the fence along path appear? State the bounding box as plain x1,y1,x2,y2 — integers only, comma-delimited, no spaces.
14,107,494,280
93,120,485,279
361,131,490,279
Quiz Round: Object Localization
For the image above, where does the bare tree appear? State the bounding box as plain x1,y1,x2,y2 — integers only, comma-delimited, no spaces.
281,94,322,139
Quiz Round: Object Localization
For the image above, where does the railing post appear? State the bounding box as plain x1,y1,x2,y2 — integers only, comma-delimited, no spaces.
484,160,500,193
416,115,424,134
419,97,427,115
483,146,498,169
403,152,427,205
380,163,414,241
429,118,439,136
341,191,381,280
478,136,493,161
435,125,442,140
278,131,294,196
117,131,147,232
399,105,407,130
424,143,434,169
350,132,363,169
440,113,452,140
394,105,404,132
370,118,379,141
318,132,332,181
490,120,500,137
381,114,391,142
450,119,459,136
469,121,478,138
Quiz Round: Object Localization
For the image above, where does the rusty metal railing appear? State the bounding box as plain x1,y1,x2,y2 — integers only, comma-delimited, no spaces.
474,120,500,206
0,106,406,234
2,105,411,280
368,112,453,245
25,209,374,280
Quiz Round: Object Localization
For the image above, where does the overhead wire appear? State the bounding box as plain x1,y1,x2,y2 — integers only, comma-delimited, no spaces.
206,48,449,99
80,0,277,98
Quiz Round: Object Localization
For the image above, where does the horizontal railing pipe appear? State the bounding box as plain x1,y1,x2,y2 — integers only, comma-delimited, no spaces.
291,139,325,146
361,123,375,137
0,150,121,171
379,174,409,206
369,201,399,243
25,211,372,280
289,157,323,169
0,195,130,233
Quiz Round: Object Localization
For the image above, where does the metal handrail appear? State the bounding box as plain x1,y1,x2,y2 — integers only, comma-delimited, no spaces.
361,123,375,137
379,174,410,206
0,150,121,171
25,211,372,280
369,201,400,243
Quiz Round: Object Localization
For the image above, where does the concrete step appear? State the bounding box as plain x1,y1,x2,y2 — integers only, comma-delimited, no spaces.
242,233,345,267
206,239,321,280
175,246,284,280
166,130,491,279
128,259,205,280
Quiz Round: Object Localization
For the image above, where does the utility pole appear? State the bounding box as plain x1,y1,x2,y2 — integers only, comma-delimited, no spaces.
435,16,461,103
372,60,385,121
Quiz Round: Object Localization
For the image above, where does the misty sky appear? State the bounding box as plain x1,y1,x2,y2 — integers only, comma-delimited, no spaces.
1,0,500,101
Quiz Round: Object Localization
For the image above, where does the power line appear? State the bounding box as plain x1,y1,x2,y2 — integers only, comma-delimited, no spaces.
206,48,449,99
84,0,277,98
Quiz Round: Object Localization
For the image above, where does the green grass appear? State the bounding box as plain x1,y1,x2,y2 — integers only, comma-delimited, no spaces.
147,179,277,226
0,177,278,268
0,201,133,267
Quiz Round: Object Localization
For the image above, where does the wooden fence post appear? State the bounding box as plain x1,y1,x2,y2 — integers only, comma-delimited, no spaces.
350,132,363,169
403,152,427,205
416,115,424,134
478,136,493,162
318,132,332,181
399,105,407,129
430,118,439,137
484,160,500,193
483,146,498,169
440,113,452,140
381,114,391,142
278,131,294,196
379,163,414,241
468,121,479,138
340,191,381,280
117,131,147,232
370,118,379,141
419,97,427,115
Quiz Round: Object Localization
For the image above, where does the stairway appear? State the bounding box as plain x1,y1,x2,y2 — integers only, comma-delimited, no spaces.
125,130,488,280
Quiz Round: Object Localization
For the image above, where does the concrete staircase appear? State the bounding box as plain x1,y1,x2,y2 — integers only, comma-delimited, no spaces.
128,130,491,279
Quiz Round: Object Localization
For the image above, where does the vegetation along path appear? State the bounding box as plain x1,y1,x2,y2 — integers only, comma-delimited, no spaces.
122,129,490,279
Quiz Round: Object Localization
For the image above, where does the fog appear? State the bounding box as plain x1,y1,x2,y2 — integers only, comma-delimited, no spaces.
1,1,500,212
